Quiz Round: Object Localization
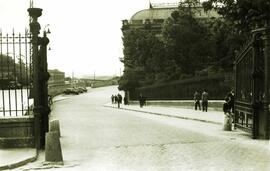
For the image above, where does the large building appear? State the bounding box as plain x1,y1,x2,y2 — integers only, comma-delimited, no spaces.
122,3,219,31
48,69,65,86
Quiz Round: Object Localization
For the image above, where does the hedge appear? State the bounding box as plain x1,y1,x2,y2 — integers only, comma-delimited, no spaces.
129,73,233,100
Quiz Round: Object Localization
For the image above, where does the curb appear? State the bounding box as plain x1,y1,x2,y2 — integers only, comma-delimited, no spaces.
104,105,222,125
0,150,38,170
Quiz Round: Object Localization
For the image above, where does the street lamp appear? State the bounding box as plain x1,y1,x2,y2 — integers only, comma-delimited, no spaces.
44,24,51,35
43,24,51,50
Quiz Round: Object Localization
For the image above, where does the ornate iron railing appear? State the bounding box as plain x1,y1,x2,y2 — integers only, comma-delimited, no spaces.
0,30,33,117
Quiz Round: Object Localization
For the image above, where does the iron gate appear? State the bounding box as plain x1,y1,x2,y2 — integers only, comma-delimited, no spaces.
234,28,267,138
0,30,33,117
0,7,50,149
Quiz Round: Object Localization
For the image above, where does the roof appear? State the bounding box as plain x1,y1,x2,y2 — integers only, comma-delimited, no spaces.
131,8,177,21
130,7,219,21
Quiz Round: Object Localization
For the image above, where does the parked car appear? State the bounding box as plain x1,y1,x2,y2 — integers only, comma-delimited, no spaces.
72,87,83,93
8,81,22,89
64,88,79,95
77,87,87,93
82,87,87,92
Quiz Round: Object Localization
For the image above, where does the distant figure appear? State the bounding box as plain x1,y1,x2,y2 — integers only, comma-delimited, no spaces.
143,95,147,106
117,94,122,108
111,95,114,104
227,90,235,114
201,90,209,112
114,95,118,105
124,96,128,105
194,91,201,110
139,93,144,108
223,97,231,116
223,96,232,131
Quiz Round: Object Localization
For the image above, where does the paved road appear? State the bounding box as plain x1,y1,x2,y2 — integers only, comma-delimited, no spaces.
18,86,270,171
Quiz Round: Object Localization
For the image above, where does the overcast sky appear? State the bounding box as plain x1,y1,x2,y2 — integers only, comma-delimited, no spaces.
0,0,179,77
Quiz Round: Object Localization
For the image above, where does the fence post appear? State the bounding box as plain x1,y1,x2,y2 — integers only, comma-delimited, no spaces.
39,31,50,147
262,25,270,139
28,7,43,149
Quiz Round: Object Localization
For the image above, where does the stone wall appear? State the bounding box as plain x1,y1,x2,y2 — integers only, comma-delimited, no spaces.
48,84,71,97
0,116,35,148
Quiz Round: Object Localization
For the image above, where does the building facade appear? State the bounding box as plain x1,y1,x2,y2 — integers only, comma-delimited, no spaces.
122,4,219,32
48,69,65,86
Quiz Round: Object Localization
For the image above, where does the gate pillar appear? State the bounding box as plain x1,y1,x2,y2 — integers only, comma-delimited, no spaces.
262,25,270,139
251,31,261,139
39,31,50,148
28,7,43,149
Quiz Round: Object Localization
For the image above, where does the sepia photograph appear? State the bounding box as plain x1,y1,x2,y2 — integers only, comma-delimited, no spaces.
0,0,270,170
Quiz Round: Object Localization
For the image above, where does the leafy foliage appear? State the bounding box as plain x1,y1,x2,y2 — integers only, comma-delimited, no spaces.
202,0,270,33
119,0,249,91
0,54,28,85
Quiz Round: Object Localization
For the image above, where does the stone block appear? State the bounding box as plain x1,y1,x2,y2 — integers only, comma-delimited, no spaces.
45,131,63,162
49,120,61,137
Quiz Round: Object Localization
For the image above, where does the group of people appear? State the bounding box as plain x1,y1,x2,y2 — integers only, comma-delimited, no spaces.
111,94,128,108
194,89,235,130
111,93,146,108
194,89,235,115
193,90,209,112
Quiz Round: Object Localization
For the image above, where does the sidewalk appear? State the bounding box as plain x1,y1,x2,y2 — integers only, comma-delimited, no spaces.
104,102,270,149
104,102,224,125
0,94,68,170
0,148,37,170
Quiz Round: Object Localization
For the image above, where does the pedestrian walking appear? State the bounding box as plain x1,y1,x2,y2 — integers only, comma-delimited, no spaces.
143,95,147,106
139,93,144,108
111,95,114,104
114,95,118,104
194,91,201,110
223,97,232,131
124,96,128,105
117,93,122,108
201,89,209,112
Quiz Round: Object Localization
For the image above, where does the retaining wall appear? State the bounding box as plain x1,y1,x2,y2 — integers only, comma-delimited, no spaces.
0,116,35,148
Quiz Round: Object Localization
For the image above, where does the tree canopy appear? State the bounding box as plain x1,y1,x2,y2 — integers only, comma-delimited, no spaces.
119,0,256,91
202,0,270,33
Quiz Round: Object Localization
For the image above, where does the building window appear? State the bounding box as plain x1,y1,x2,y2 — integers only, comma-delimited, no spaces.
131,20,143,24
153,19,164,24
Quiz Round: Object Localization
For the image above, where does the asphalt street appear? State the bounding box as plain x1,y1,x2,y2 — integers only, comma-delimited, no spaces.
18,86,270,171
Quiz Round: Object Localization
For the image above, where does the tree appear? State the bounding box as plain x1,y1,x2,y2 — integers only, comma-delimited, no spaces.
202,0,270,71
0,54,29,85
202,0,270,33
120,0,239,92
162,2,213,76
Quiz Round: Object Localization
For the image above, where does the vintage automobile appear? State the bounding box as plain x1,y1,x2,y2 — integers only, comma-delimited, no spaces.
64,88,80,95
8,81,22,89
77,87,87,93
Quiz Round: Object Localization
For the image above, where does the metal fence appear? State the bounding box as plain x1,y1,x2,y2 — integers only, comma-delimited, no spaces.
0,30,33,117
234,29,265,138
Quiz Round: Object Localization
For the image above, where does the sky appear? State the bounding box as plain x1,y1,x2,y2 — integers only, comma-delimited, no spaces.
0,0,179,77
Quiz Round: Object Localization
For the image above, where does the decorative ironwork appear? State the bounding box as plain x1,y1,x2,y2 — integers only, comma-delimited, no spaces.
234,29,265,138
0,30,32,117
